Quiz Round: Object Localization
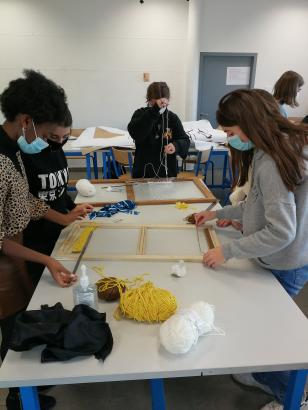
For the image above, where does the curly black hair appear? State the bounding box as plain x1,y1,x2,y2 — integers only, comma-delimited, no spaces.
0,69,69,124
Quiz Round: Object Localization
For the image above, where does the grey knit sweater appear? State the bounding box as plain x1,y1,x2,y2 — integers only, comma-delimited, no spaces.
216,149,308,270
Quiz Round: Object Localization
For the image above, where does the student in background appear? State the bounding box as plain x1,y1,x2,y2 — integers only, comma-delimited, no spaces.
127,82,190,178
21,108,93,287
195,89,308,410
273,70,304,118
0,70,86,410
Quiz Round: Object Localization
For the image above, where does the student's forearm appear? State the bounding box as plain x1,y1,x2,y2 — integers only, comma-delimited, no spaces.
43,208,67,225
2,238,50,265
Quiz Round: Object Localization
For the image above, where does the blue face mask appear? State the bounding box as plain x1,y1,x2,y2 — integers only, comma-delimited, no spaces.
228,135,254,151
17,121,49,154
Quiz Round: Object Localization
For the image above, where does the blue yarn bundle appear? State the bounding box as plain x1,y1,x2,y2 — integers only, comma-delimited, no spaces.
89,200,139,220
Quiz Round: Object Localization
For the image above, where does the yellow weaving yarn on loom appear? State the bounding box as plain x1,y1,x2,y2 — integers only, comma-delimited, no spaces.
116,281,177,323
72,226,96,253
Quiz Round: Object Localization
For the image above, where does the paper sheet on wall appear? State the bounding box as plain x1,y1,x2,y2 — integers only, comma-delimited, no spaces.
71,126,135,148
226,66,250,85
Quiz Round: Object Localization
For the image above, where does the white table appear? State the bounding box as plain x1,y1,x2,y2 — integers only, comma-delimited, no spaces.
0,203,307,410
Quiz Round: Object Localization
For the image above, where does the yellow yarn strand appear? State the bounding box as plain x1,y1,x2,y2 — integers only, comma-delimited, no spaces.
175,202,196,211
93,266,177,323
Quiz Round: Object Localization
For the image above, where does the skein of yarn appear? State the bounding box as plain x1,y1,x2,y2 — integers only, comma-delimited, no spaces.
160,301,223,354
76,179,96,197
116,281,177,323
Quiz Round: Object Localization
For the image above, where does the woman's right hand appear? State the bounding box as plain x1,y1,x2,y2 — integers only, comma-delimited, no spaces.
194,210,217,226
46,257,77,287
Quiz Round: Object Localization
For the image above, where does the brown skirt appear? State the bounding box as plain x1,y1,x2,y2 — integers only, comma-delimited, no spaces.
0,232,34,319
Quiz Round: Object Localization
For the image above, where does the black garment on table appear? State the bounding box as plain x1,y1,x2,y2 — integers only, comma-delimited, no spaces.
9,303,113,363
302,115,308,124
21,145,76,283
127,105,190,178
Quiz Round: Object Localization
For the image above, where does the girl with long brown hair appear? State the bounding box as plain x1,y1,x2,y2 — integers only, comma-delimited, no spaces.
195,88,308,409
273,70,304,118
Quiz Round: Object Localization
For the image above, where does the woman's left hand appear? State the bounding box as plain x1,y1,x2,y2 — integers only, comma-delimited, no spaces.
71,204,94,218
164,143,176,154
203,247,225,268
61,204,94,225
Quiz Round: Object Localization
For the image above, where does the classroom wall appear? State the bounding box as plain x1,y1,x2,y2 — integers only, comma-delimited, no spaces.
1,0,307,129
0,0,188,128
188,0,308,120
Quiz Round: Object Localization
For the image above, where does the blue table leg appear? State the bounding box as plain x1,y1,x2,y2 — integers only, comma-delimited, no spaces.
92,151,98,179
284,369,308,410
102,152,108,179
20,386,40,410
150,379,166,410
85,154,92,179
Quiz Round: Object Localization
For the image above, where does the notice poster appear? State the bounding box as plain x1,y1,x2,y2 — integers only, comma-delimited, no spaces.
226,66,251,85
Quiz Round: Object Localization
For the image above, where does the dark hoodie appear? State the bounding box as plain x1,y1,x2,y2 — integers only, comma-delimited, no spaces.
128,105,190,178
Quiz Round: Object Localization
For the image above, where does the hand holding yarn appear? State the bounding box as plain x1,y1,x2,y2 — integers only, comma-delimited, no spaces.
76,179,96,197
160,301,224,354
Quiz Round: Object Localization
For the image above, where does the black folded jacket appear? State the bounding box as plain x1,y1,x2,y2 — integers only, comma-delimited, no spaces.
9,303,113,363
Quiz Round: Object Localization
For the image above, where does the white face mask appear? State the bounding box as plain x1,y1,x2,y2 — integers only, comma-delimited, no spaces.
159,106,167,115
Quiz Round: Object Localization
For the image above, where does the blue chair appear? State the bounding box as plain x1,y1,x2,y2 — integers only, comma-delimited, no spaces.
194,147,214,185
206,149,232,190
65,151,98,192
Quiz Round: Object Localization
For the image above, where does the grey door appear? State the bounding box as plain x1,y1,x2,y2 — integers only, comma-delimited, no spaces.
197,53,257,126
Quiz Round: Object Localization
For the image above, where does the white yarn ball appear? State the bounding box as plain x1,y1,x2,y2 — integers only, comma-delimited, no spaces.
190,302,215,335
160,314,199,354
76,179,96,197
159,301,217,355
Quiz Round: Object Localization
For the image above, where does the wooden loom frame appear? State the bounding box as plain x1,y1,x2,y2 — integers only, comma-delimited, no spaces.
55,223,220,262
71,176,217,206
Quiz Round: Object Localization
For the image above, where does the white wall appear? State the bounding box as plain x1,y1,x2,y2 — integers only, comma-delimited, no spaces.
1,0,307,128
184,0,204,120
0,0,188,128
192,0,308,119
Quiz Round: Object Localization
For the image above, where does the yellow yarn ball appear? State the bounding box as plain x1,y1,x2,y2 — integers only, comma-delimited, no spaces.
118,281,177,323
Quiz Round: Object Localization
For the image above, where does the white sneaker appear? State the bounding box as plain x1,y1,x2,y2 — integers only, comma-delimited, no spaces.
260,401,282,410
232,373,273,395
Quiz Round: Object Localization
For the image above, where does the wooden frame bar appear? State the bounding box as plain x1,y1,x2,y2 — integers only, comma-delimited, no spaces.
55,223,220,262
70,177,217,206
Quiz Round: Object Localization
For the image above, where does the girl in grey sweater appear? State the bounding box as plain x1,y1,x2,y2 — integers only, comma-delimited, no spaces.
195,88,308,409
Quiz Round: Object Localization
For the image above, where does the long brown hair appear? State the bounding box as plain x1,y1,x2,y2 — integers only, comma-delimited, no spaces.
230,89,280,188
230,146,254,188
273,70,304,107
217,89,308,192
146,82,170,102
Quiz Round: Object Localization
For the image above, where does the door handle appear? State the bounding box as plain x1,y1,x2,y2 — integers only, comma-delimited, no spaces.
200,113,209,118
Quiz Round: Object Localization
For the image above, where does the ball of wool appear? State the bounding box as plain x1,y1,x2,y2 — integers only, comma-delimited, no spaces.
96,277,126,301
160,314,199,354
159,301,216,354
76,179,96,197
119,282,177,322
190,302,215,335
